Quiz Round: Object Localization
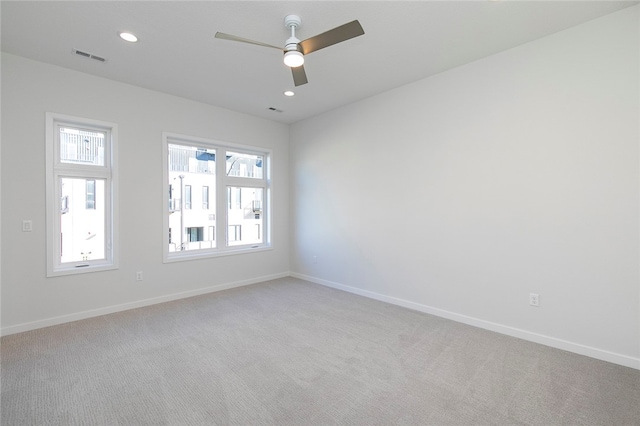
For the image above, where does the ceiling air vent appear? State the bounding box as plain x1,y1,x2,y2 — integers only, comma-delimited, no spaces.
72,49,107,63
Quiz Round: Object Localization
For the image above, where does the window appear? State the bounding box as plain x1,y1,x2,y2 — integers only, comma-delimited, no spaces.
86,179,96,209
46,113,118,276
228,224,242,242
226,151,263,178
187,227,204,242
184,185,192,209
61,196,69,214
226,187,263,246
227,187,241,210
202,186,209,210
163,133,270,261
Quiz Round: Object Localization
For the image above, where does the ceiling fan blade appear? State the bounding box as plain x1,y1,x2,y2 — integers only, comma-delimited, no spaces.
215,32,281,50
298,20,364,55
292,65,308,86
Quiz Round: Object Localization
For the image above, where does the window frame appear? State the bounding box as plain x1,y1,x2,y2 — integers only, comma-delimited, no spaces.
162,132,272,263
45,112,119,276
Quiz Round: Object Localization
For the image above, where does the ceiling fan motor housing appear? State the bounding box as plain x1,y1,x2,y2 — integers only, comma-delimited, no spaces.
285,41,301,52
284,15,302,30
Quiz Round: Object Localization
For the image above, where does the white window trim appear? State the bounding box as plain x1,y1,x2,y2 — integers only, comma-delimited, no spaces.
162,132,272,263
45,112,119,276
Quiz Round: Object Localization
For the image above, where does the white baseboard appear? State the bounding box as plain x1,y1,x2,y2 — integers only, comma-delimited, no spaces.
290,272,640,371
0,272,289,337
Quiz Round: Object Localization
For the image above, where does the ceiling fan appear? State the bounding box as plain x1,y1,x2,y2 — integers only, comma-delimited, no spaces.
215,15,364,87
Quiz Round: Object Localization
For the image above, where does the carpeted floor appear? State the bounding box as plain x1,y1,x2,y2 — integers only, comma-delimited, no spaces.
1,277,639,425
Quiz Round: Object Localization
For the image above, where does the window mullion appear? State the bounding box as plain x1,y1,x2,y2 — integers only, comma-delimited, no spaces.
216,148,227,247
225,176,265,188
53,169,109,179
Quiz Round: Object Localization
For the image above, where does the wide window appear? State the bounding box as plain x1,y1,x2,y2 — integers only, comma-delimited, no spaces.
163,133,270,261
45,113,118,276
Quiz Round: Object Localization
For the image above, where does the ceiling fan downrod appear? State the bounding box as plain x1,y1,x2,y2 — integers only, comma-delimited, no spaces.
283,15,304,67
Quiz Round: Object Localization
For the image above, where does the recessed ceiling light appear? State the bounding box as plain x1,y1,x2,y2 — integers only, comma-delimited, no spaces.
119,32,138,43
284,91,295,97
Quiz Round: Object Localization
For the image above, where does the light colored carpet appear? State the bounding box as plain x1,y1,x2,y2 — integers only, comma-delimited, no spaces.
1,277,639,425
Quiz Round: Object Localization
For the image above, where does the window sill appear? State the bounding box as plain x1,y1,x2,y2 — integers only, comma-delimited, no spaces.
47,262,118,278
163,244,272,264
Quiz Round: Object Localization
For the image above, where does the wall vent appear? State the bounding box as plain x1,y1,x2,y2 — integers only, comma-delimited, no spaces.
72,49,107,63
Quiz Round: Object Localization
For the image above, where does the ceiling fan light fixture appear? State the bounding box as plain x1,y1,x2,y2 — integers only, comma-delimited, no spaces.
283,51,304,68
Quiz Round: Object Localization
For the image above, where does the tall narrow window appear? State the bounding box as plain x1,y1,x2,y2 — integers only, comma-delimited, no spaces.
185,185,192,209
228,225,242,242
202,186,209,210
86,179,96,209
163,133,270,261
46,113,118,276
227,187,242,210
169,184,179,212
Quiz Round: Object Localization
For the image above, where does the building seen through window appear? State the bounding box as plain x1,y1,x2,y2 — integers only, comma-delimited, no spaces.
166,141,268,257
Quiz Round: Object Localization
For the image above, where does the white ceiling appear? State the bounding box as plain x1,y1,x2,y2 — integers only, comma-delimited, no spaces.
2,1,637,124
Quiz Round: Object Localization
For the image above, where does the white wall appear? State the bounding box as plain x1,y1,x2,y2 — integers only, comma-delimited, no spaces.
1,53,290,333
290,6,640,368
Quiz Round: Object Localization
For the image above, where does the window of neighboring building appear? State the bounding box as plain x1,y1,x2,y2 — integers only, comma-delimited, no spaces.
228,224,242,242
184,185,192,209
61,195,69,214
202,186,209,210
187,226,204,242
163,132,270,261
45,113,118,276
227,187,242,210
86,179,96,209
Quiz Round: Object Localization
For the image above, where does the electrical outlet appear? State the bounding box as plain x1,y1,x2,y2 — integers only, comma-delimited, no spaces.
136,271,143,281
22,220,33,232
529,293,539,307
